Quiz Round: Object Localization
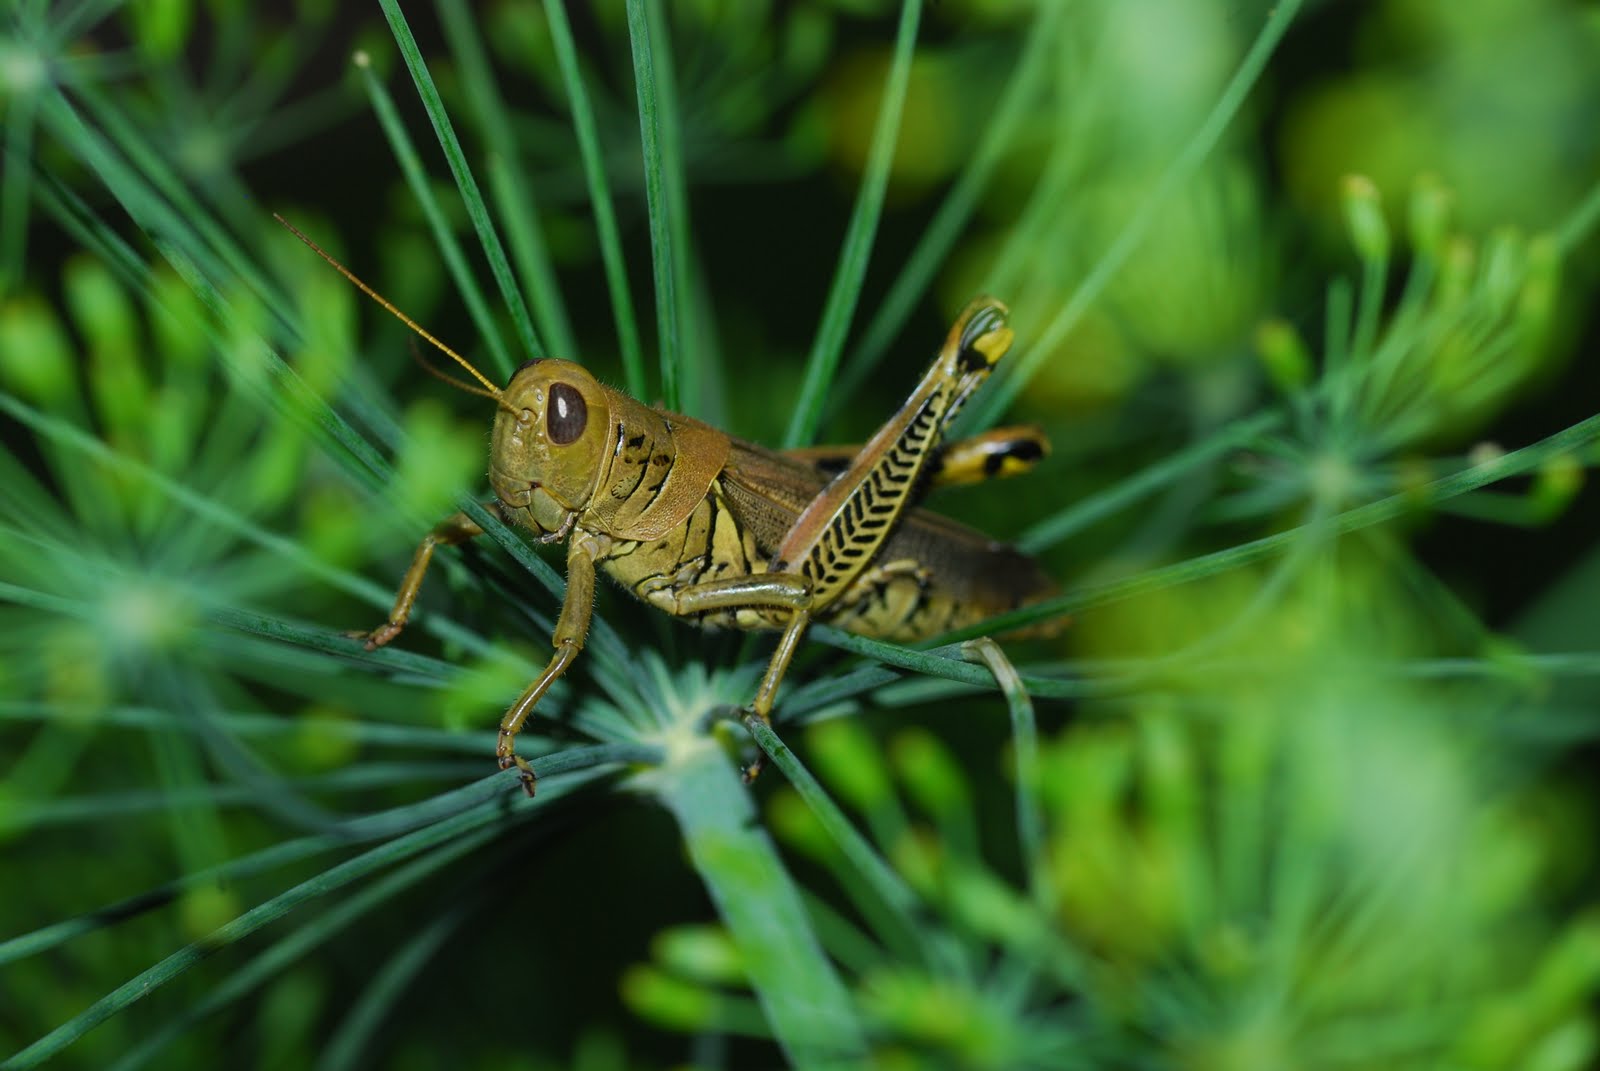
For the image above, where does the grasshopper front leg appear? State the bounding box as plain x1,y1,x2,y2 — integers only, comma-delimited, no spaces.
497,531,608,796
363,506,602,796
359,507,498,649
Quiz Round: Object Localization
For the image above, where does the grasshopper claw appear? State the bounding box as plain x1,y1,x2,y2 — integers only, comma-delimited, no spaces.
341,627,379,649
703,705,768,783
739,709,768,784
497,752,539,798
346,622,402,651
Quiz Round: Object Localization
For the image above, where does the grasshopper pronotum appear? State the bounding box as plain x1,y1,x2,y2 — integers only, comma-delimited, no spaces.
280,218,1057,793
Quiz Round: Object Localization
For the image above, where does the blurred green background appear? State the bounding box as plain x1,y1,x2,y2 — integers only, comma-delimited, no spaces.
3,1,1600,1068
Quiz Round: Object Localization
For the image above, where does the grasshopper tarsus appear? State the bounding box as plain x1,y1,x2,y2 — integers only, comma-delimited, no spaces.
732,704,768,781
498,753,538,797
359,621,404,650
700,705,769,782
738,710,769,784
341,625,395,650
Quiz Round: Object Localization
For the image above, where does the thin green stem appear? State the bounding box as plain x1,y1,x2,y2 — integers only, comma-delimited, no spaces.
543,0,648,398
650,741,867,1069
0,700,496,754
488,150,577,357
0,748,651,969
1553,174,1600,253
964,0,1303,431
1,84,39,289
1350,253,1389,374
381,0,543,366
8,763,494,829
435,0,575,356
808,628,1094,700
313,892,478,1071
62,80,278,312
1019,410,1284,554
2,766,615,1069
103,832,494,1071
47,0,125,44
963,640,1053,913
833,3,1064,407
747,718,922,934
784,0,924,448
354,52,513,382
1324,275,1354,431
626,0,692,412
953,408,1600,641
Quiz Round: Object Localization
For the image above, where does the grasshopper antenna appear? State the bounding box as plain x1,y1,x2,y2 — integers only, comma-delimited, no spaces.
273,213,505,401
406,337,502,401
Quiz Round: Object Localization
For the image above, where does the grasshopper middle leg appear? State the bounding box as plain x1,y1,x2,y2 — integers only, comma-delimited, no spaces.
658,572,815,722
655,573,814,780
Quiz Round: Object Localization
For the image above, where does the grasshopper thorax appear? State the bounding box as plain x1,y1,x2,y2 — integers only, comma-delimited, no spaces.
490,358,611,539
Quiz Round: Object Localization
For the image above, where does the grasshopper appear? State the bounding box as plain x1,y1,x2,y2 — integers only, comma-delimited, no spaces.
281,219,1056,794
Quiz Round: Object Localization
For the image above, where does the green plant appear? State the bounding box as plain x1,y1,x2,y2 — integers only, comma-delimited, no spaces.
4,1,1600,1069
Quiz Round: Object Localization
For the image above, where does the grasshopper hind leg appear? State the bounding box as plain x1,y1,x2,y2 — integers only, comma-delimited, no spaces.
786,424,1050,493
727,298,1019,780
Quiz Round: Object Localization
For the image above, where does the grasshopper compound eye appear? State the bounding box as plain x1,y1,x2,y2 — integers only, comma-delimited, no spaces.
547,383,588,445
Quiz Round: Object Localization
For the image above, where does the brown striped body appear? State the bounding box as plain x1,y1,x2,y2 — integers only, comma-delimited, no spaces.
601,470,1049,640
487,321,1055,645
595,436,1053,642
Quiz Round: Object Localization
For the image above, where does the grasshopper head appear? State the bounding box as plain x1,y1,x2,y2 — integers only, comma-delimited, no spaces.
490,358,611,539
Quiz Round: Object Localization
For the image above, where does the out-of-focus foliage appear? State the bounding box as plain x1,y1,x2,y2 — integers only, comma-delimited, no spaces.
3,0,1600,1068
631,552,1600,1068
1283,0,1600,238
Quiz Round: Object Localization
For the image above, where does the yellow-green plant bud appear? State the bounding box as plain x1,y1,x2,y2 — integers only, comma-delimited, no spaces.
891,729,972,823
620,965,717,1031
1517,236,1562,338
1438,236,1477,309
810,719,894,814
1408,172,1453,258
1255,317,1313,394
1481,227,1526,315
0,296,76,406
1342,173,1390,263
653,925,746,987
1531,453,1583,523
